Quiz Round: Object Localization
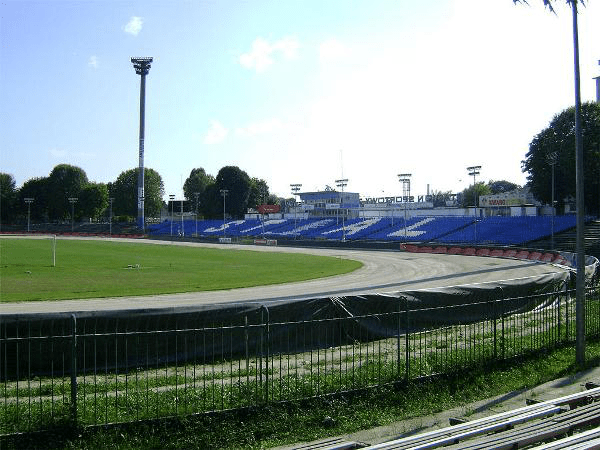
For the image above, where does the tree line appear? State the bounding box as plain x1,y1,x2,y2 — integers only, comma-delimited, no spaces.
0,164,278,224
2,102,599,224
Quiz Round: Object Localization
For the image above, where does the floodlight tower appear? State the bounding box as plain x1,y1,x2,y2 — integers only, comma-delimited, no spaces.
131,57,153,233
398,174,412,240
290,183,302,236
467,165,481,244
335,178,348,241
24,198,34,232
220,189,229,237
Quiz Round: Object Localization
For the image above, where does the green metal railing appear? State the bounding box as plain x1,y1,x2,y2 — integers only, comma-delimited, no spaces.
2,284,599,435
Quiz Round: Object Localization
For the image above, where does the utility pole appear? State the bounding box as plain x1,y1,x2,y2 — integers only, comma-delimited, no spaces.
131,57,153,233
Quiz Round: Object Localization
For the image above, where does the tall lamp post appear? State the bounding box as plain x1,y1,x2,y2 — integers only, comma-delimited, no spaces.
335,178,348,241
220,189,229,237
24,198,34,232
68,197,78,232
467,165,481,243
169,194,175,236
290,183,301,237
546,152,558,250
180,198,184,237
194,192,200,237
398,174,412,241
131,57,153,233
108,197,114,237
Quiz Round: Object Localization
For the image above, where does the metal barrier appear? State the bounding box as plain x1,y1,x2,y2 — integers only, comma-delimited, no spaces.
1,285,599,435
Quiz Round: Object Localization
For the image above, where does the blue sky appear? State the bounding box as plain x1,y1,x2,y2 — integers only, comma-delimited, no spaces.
1,0,599,201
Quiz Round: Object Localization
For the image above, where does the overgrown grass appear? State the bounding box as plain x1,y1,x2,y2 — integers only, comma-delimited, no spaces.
0,238,362,302
3,340,600,450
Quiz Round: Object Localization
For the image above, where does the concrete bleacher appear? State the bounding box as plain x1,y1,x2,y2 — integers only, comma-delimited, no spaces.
350,385,600,450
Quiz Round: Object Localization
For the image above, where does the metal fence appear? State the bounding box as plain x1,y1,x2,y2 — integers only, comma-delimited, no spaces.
2,284,600,436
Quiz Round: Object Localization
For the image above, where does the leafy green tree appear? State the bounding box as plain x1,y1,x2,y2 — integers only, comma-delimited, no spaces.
18,177,50,222
429,190,454,208
47,164,88,220
183,168,214,213
459,182,491,208
0,173,17,223
247,177,271,210
521,102,600,213
80,183,108,220
215,166,251,218
111,168,165,218
487,180,521,195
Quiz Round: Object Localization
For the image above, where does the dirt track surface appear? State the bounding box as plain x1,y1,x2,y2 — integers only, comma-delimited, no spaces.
2,237,569,314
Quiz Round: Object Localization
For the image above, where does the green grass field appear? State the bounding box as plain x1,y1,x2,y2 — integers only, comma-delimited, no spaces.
0,237,362,302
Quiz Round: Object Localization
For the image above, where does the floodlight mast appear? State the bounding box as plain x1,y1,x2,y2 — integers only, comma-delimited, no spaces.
398,174,412,241
467,165,481,244
131,57,153,233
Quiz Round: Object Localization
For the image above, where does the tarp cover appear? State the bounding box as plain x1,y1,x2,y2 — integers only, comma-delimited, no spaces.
1,271,570,379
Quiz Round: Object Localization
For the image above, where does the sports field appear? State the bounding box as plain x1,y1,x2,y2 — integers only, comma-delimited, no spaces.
0,237,362,302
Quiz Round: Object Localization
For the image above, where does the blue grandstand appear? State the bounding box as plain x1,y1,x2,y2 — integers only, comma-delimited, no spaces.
147,215,578,246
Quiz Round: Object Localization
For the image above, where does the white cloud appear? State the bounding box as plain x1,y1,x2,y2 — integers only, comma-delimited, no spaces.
124,16,143,36
88,55,99,69
239,37,299,73
203,120,228,145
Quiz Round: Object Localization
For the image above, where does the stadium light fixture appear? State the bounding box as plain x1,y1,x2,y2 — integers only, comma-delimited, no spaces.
68,197,78,232
398,174,412,241
290,184,302,237
194,192,200,237
220,189,229,237
546,152,558,250
108,197,114,237
24,198,34,232
467,166,481,244
169,194,175,237
131,57,153,233
335,179,348,241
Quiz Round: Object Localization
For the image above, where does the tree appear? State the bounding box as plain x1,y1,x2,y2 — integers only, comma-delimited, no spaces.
215,166,251,218
47,164,88,220
429,190,454,208
521,102,600,213
459,182,491,208
247,177,271,210
80,183,109,220
0,173,17,223
487,180,521,195
183,168,214,213
19,177,50,222
111,168,164,218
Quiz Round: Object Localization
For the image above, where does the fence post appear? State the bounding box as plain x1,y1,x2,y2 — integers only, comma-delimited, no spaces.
261,306,270,403
565,281,570,341
70,314,78,426
405,299,410,383
397,297,402,379
492,295,497,361
557,283,562,344
245,315,250,389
